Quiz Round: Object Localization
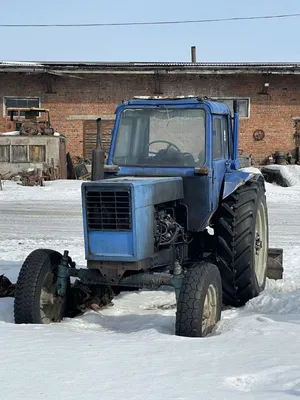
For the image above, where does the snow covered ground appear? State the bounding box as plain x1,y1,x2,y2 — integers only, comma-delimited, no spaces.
1,170,300,400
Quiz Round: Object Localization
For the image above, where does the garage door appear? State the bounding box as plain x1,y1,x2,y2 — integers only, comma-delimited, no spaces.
83,119,115,160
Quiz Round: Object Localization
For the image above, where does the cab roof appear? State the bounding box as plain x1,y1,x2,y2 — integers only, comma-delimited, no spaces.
120,96,231,115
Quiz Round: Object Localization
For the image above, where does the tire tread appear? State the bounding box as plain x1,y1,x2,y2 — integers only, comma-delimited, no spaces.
215,180,268,306
14,249,63,324
175,262,222,338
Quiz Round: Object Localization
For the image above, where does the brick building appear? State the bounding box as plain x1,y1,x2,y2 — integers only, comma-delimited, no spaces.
1,61,300,163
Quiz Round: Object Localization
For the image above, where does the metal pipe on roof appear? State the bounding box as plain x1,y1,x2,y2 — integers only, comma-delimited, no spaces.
191,46,196,63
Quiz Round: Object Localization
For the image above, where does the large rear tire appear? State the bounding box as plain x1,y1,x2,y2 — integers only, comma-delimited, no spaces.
175,262,222,338
215,179,269,307
14,249,70,324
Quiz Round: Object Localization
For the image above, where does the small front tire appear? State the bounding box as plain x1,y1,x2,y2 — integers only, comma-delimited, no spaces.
175,262,222,338
14,249,70,324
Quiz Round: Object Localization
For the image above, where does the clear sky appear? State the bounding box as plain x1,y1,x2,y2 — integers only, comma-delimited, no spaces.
1,0,299,62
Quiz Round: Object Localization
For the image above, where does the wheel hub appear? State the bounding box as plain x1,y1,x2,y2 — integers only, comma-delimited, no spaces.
254,202,268,287
255,231,263,255
40,271,64,324
202,284,217,335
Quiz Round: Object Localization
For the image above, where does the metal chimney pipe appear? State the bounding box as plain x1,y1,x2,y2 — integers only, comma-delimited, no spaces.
191,46,196,63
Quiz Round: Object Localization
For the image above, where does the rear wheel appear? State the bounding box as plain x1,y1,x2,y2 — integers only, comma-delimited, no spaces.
215,180,269,307
14,249,70,324
175,262,222,338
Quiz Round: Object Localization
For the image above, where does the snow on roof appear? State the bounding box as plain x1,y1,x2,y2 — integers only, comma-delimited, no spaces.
1,61,300,75
1,61,43,67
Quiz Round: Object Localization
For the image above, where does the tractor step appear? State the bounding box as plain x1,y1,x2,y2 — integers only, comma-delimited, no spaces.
267,248,283,280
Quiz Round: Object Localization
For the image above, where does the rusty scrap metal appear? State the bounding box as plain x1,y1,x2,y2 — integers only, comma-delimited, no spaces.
6,107,55,137
66,280,114,317
20,121,54,136
0,162,60,186
71,155,91,180
0,274,113,316
43,159,59,181
18,169,44,186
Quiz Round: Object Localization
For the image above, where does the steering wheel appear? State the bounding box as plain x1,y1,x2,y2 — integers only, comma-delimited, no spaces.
145,140,181,155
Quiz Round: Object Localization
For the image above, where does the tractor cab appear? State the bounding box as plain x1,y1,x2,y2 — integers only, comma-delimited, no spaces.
107,96,240,176
98,97,242,230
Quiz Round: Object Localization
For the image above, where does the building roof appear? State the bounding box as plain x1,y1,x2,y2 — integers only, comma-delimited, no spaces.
1,61,300,75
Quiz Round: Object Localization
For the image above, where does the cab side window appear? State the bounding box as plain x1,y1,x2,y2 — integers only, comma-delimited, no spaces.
213,118,222,160
213,116,230,160
223,117,229,159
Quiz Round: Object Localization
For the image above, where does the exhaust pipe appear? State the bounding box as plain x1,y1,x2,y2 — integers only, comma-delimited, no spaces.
91,118,105,181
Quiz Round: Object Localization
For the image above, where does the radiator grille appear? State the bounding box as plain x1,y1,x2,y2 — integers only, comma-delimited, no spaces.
86,190,132,231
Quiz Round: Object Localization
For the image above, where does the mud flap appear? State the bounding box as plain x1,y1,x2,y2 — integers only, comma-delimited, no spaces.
267,248,283,280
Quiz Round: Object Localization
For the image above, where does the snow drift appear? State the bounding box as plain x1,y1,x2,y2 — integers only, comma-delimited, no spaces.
0,173,300,399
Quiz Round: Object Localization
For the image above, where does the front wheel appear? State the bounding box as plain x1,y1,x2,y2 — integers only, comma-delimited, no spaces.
175,262,222,338
14,249,70,324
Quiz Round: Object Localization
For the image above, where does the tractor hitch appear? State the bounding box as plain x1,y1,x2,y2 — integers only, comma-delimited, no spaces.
267,248,283,280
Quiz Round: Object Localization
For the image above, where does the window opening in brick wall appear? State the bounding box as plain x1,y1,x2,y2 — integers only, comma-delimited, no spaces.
3,97,40,118
12,145,27,162
215,98,250,118
29,145,46,162
0,145,10,162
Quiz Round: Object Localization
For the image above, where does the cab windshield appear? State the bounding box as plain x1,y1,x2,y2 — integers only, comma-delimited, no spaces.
112,108,206,167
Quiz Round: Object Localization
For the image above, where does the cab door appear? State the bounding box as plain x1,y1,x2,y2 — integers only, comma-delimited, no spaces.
211,115,230,211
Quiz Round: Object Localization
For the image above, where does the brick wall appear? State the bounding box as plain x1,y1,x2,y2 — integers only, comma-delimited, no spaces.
0,72,299,163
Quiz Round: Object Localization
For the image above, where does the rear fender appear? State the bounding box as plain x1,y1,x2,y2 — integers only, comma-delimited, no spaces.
222,170,263,200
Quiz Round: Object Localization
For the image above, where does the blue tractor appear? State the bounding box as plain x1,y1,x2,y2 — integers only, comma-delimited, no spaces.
13,97,283,337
